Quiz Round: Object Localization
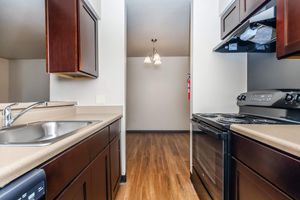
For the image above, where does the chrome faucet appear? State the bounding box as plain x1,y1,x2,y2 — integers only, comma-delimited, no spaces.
2,102,47,127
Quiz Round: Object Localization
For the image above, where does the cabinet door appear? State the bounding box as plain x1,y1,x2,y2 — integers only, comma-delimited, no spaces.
90,147,111,200
239,0,267,22
79,0,98,77
57,167,92,200
231,158,292,200
110,136,121,200
221,0,240,39
46,0,78,73
277,0,300,59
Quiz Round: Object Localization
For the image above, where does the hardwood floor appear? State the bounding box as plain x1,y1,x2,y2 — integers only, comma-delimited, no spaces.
115,132,199,200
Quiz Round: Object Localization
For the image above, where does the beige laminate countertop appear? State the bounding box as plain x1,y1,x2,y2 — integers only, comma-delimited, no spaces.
0,110,122,188
231,124,300,158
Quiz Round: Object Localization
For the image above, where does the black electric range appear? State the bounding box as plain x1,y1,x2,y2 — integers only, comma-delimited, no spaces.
191,90,300,200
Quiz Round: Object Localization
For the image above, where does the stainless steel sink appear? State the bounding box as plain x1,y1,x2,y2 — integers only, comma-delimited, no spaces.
0,121,99,146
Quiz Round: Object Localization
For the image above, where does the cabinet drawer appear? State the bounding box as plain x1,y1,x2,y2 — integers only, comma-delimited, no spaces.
232,158,292,200
110,119,121,141
191,168,213,200
231,133,300,200
239,0,268,22
43,141,90,200
87,127,109,160
221,0,240,39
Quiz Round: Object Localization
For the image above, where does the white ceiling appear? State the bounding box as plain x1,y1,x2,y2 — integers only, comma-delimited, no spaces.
0,0,45,59
126,0,191,57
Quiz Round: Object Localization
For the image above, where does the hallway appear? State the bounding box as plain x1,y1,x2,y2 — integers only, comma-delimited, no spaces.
116,133,199,200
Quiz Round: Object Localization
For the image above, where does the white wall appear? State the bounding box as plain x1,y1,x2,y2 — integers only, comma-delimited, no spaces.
190,0,247,171
50,0,127,176
9,59,49,102
127,57,190,131
0,58,9,102
191,0,247,114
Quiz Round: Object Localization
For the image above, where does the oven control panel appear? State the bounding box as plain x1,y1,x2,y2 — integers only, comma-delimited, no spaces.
237,90,300,109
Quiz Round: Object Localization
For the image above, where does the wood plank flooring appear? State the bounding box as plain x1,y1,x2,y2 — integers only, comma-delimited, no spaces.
115,132,199,200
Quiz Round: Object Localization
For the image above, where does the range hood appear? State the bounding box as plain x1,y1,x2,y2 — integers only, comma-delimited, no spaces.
214,2,276,53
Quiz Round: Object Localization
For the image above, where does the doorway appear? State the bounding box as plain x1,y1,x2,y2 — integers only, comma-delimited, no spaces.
126,0,191,132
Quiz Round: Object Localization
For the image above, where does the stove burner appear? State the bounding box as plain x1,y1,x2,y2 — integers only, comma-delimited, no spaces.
220,114,247,119
217,118,247,124
251,119,278,124
199,113,219,118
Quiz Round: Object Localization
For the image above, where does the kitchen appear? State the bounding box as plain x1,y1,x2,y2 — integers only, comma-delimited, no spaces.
0,0,299,200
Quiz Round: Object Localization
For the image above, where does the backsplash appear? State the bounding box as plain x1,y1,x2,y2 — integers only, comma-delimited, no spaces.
247,53,300,90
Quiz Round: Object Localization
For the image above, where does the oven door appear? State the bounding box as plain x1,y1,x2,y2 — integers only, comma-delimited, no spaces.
192,119,229,200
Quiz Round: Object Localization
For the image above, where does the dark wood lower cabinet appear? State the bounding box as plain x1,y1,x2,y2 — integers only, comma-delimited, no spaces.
57,147,110,200
231,158,292,200
231,133,300,200
42,119,121,200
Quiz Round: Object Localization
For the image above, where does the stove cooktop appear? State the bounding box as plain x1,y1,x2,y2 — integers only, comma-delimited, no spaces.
192,113,294,131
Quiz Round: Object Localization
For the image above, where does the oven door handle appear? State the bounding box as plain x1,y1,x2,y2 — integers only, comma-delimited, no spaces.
196,123,226,140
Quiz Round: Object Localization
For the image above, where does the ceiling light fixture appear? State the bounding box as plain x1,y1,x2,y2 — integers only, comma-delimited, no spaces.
144,39,162,65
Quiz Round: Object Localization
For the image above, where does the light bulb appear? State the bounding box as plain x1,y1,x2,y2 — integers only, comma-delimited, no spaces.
144,56,152,64
154,59,162,65
153,53,161,61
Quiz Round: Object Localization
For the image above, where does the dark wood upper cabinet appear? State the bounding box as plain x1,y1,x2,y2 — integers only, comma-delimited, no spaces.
239,0,268,22
277,0,300,59
46,0,99,78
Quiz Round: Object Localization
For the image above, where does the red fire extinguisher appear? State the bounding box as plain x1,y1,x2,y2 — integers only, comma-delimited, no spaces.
187,73,191,101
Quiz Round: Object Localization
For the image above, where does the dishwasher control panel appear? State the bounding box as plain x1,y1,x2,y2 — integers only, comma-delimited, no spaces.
0,169,46,200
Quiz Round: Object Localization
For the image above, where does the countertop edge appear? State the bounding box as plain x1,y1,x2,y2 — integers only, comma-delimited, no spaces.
230,125,300,158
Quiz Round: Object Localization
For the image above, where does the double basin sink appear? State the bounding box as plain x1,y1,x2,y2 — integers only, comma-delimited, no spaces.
0,121,100,146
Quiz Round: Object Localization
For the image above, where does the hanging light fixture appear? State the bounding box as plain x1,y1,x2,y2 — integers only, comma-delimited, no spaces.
144,39,162,65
